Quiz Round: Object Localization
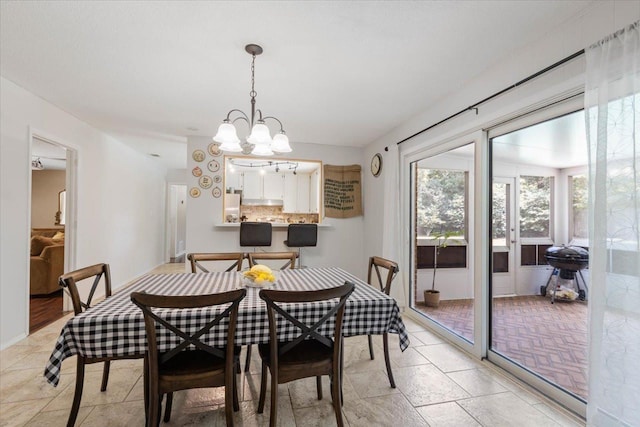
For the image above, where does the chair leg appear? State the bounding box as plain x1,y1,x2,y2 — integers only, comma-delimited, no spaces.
143,357,149,425
331,373,344,427
382,333,396,388
100,360,111,392
316,376,323,400
147,393,159,427
257,360,268,413
232,366,239,411
244,345,252,372
163,393,173,422
367,335,375,360
269,369,278,427
66,358,85,427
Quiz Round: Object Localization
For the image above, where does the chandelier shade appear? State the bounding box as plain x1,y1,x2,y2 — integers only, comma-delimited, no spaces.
214,44,291,156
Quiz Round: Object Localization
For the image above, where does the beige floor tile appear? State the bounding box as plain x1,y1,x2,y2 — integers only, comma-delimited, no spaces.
0,345,35,372
288,376,355,409
24,406,93,427
0,398,52,427
410,330,445,346
42,367,140,411
532,403,585,426
77,400,145,427
394,364,469,406
231,394,296,427
416,401,481,426
343,393,427,426
3,350,62,372
342,342,388,374
0,368,71,404
415,343,481,372
293,404,345,427
446,368,509,396
346,370,400,399
400,316,428,333
457,392,560,426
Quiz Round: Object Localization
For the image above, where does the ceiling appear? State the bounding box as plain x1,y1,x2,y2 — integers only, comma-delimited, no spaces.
1,1,594,170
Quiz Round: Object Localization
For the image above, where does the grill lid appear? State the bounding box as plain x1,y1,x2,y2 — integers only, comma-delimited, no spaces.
545,245,589,261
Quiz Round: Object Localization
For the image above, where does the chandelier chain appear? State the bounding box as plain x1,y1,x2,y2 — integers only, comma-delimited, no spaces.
250,54,257,98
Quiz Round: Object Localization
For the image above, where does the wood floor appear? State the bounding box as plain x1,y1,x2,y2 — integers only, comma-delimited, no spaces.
29,290,66,333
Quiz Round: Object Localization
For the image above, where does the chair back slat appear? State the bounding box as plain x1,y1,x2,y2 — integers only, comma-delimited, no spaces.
367,256,399,295
248,251,297,270
131,289,246,367
187,252,244,273
259,282,355,358
59,263,112,315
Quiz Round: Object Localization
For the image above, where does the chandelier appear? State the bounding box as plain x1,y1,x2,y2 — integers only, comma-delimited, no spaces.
213,44,291,156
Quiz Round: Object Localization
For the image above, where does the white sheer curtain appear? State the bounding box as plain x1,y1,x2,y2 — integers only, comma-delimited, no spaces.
585,21,640,426
381,143,407,307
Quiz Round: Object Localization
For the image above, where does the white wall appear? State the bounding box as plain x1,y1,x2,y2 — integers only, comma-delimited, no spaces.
0,77,167,348
363,1,640,307
185,136,367,278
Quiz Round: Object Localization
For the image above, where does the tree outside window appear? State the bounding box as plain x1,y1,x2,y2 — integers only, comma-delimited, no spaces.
571,175,588,239
519,175,551,238
416,169,466,237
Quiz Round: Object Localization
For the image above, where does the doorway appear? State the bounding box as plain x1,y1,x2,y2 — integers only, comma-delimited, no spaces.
167,184,187,263
29,136,69,333
492,177,516,296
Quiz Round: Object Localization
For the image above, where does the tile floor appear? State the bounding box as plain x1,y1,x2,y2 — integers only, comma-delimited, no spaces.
0,263,586,426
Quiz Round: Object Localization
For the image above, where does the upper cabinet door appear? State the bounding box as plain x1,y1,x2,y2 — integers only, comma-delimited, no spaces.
309,169,320,213
296,173,310,213
263,173,284,199
242,172,263,199
283,173,298,213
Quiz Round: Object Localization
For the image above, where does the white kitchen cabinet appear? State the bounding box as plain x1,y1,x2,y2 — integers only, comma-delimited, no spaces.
296,173,310,213
242,172,262,199
284,173,313,213
225,170,242,192
263,173,284,199
309,169,320,213
283,173,297,213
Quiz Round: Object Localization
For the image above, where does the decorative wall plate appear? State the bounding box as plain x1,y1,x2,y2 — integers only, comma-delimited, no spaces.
212,187,222,198
192,166,203,177
192,149,205,162
208,143,222,157
207,159,220,173
199,175,213,189
213,175,222,183
189,187,201,198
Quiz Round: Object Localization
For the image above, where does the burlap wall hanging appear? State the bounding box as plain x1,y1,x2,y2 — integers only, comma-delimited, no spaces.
323,164,362,218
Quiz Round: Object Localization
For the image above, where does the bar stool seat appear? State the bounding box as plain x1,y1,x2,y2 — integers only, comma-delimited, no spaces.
284,224,317,268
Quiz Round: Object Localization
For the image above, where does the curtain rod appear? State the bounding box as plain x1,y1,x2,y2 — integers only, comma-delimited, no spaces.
396,48,586,146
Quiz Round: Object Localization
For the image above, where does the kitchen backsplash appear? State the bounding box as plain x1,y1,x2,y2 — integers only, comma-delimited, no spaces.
239,205,319,224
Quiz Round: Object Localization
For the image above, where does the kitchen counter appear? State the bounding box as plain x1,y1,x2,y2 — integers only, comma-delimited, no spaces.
215,222,332,229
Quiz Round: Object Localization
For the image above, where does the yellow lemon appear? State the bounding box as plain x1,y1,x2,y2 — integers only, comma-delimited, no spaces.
250,264,272,274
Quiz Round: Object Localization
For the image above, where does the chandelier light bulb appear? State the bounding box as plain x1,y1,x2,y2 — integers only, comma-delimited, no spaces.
213,122,242,152
247,123,273,145
271,132,292,153
251,142,274,156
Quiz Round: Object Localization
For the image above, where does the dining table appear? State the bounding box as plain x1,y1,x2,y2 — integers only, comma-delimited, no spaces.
45,267,409,386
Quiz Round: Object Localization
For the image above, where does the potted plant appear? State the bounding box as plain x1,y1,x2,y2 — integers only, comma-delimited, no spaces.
424,231,452,307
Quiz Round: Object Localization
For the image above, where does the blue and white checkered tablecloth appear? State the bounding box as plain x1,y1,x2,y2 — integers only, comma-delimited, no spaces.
45,267,409,386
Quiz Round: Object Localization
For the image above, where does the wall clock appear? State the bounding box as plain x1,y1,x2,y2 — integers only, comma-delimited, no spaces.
371,153,382,177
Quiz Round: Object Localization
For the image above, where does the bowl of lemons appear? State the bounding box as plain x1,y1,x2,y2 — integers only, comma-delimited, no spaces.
241,264,278,288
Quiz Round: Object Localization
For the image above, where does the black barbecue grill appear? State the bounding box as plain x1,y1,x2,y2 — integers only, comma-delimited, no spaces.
542,245,589,302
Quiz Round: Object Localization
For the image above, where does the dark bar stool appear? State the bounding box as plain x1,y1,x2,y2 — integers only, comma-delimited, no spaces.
239,221,272,372
240,221,272,249
284,224,317,268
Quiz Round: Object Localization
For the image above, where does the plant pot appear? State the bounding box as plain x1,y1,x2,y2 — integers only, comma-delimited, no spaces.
424,290,440,308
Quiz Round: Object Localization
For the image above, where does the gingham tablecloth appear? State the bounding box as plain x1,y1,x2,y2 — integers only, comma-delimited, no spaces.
45,267,409,386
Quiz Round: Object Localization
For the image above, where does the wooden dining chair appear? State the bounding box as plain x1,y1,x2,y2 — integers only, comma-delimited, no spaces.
257,282,355,427
247,251,298,270
59,263,142,427
243,250,298,373
187,252,246,374
187,252,245,273
131,288,246,427
366,256,399,388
